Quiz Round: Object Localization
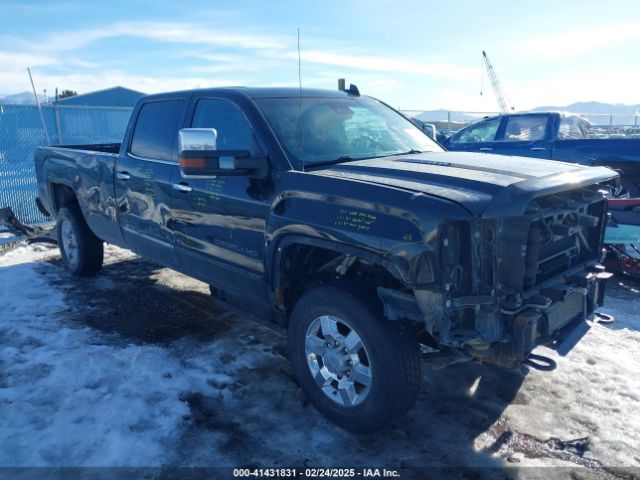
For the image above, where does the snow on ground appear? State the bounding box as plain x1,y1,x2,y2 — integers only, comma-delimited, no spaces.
0,243,639,476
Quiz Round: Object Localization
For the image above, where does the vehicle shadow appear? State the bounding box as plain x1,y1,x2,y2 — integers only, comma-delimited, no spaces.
599,274,640,332
171,353,523,472
354,361,526,471
45,255,234,344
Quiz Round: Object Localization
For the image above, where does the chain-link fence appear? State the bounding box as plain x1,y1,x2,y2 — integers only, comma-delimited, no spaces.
0,104,132,226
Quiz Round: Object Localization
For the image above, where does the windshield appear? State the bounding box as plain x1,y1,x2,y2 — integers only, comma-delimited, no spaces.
255,96,443,166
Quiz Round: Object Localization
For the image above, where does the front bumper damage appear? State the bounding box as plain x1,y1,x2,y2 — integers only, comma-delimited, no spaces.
379,184,615,369
378,255,612,369
436,185,612,368
379,264,612,369
458,265,611,368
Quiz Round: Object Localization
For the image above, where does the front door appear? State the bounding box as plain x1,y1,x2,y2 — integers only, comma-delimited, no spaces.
115,98,185,263
170,97,272,305
445,116,501,154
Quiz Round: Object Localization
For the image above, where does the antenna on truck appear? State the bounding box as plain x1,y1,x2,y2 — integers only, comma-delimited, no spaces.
297,28,302,101
298,28,304,171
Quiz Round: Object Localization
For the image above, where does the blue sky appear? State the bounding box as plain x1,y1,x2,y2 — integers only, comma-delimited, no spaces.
1,0,639,111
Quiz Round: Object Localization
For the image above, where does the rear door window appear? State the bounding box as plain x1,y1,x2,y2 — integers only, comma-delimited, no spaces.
129,100,185,161
499,116,548,142
558,116,589,139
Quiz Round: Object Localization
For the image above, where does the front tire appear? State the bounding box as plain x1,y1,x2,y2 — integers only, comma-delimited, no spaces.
56,206,104,277
621,176,640,198
288,285,422,432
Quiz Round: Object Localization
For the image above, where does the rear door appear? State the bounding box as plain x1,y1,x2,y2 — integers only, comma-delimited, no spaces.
115,98,186,263
170,96,272,306
445,116,501,153
492,114,552,159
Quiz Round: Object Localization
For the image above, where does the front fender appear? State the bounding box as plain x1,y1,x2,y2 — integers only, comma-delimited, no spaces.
268,233,440,291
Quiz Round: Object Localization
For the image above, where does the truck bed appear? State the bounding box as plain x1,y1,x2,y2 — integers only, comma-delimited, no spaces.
50,143,122,154
34,144,122,243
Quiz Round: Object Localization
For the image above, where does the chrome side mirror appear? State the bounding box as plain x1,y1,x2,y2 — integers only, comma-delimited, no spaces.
177,128,267,178
178,128,218,152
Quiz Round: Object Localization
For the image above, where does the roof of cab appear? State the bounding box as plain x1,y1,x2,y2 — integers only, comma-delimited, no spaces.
140,87,349,102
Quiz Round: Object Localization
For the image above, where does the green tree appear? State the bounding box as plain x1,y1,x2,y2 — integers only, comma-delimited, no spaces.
59,90,78,99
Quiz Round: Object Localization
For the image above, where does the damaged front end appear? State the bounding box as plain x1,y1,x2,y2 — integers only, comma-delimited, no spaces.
413,186,612,368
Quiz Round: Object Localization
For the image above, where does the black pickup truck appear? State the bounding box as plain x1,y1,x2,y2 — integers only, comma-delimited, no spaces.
35,87,616,432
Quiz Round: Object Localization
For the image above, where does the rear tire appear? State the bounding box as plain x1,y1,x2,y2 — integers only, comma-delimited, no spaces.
288,285,422,433
56,206,104,277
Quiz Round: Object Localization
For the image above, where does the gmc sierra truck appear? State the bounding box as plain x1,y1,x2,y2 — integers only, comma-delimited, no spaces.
35,87,616,432
442,112,640,194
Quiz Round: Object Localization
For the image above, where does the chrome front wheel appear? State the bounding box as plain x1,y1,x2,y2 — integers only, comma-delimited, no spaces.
288,285,422,433
305,315,372,406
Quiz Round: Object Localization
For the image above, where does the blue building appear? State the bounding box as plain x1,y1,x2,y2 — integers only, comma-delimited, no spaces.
54,86,145,107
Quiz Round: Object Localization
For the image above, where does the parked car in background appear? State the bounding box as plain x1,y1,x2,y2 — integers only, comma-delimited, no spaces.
409,118,438,141
442,112,640,194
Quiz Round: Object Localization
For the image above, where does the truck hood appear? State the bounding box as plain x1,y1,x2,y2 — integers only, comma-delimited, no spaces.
309,152,618,217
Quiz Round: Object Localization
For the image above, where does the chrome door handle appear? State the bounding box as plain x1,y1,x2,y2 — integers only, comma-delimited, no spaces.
172,183,193,193
530,147,546,151
116,171,130,181
479,147,493,152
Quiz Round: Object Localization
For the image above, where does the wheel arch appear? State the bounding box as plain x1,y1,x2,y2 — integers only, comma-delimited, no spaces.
49,180,78,215
269,234,437,325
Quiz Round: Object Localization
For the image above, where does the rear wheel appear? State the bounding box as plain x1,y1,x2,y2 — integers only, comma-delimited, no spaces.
56,206,104,276
288,285,422,432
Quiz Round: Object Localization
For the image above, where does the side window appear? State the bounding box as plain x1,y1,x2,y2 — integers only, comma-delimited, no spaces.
452,117,501,143
129,100,185,161
191,99,253,150
558,116,588,140
500,116,548,142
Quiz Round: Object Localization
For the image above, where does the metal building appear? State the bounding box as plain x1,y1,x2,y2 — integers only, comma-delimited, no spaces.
53,86,145,107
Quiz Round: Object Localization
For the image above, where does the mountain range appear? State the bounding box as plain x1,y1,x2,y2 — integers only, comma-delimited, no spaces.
0,92,48,105
414,101,640,126
533,101,640,115
2,91,639,125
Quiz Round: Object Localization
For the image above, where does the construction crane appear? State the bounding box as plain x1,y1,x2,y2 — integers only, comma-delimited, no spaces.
481,50,514,113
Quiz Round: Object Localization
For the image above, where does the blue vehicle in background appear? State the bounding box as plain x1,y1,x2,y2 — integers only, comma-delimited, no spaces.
442,112,640,195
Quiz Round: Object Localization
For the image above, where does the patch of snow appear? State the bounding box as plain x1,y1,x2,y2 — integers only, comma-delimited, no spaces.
0,242,58,266
0,246,215,466
474,282,640,468
1,243,639,471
